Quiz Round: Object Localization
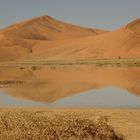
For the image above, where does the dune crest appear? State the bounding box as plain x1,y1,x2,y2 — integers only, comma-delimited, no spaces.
0,15,105,40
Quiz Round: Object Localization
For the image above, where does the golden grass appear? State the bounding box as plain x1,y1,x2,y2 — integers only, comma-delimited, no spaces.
0,108,125,140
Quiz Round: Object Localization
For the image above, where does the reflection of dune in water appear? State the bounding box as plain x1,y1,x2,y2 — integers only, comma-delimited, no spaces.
0,66,140,103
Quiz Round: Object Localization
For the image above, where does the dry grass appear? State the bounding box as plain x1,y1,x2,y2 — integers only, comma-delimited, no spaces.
0,109,124,140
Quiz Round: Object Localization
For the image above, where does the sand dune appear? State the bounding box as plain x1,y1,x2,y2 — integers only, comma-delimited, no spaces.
1,15,105,40
126,18,140,35
30,19,140,59
0,16,139,60
0,15,107,60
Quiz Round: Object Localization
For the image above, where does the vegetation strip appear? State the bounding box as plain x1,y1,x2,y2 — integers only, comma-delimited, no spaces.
0,58,140,67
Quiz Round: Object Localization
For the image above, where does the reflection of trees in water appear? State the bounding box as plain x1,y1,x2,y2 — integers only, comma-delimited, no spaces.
0,80,26,88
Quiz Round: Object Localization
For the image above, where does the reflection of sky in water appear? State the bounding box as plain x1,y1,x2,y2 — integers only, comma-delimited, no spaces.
0,87,140,108
53,87,140,108
0,90,47,107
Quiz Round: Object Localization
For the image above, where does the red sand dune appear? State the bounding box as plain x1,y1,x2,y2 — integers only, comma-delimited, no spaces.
0,15,105,40
0,15,106,60
0,15,139,60
30,18,140,60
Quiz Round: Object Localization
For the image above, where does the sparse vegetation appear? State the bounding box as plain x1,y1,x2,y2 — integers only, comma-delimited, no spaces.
30,65,37,71
0,80,25,85
0,110,124,140
0,58,140,67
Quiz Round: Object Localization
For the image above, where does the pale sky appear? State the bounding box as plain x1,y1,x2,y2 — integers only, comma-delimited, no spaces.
0,0,140,30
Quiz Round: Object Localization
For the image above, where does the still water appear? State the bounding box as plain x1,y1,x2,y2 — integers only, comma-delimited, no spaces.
0,90,47,107
0,66,140,108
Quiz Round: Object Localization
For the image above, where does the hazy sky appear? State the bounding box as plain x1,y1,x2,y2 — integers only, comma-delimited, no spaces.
0,0,140,30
